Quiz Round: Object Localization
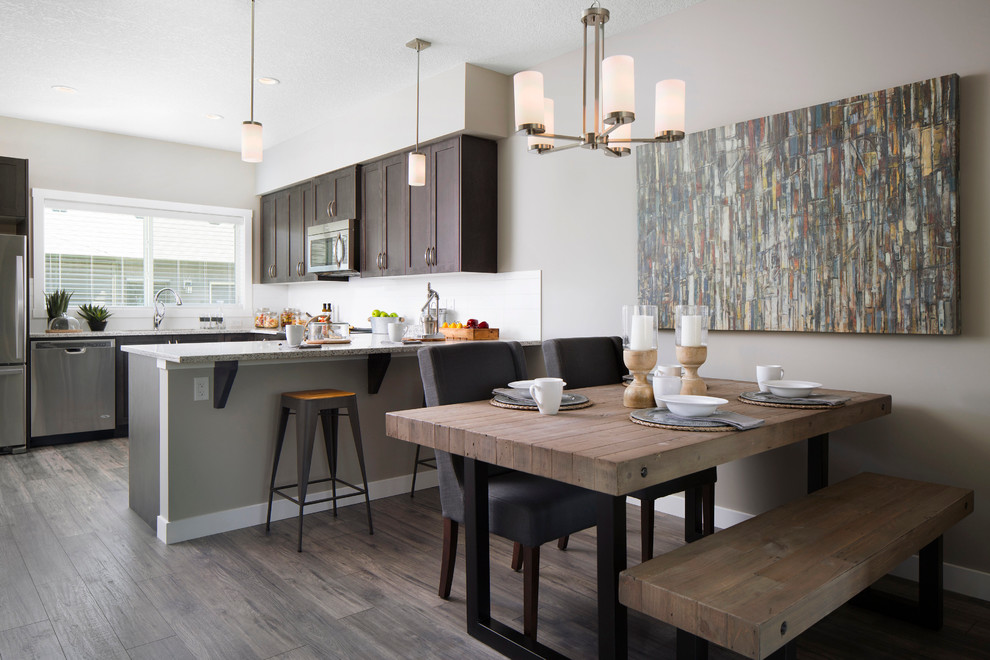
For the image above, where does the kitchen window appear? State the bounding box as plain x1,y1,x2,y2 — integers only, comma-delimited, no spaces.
32,189,252,318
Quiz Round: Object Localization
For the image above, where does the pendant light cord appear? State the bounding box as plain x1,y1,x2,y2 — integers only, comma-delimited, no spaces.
250,0,255,122
415,44,421,151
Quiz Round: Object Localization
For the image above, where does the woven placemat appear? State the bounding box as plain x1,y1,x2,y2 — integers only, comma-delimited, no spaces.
738,391,842,410
628,414,731,432
490,398,594,411
629,408,734,432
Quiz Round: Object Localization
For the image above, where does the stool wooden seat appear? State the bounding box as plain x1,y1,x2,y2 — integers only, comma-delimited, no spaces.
619,472,973,659
266,388,373,552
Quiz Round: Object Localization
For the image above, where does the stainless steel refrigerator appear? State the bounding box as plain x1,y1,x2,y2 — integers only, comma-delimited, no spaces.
0,234,28,453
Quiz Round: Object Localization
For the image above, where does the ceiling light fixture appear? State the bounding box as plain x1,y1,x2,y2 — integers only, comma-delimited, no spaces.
513,3,686,157
205,113,224,120
51,85,77,94
241,0,263,163
407,38,431,187
257,77,279,85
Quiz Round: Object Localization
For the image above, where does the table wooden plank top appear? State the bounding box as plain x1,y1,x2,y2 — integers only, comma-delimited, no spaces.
385,379,891,497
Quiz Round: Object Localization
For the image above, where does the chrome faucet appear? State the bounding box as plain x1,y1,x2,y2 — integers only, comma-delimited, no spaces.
153,287,183,330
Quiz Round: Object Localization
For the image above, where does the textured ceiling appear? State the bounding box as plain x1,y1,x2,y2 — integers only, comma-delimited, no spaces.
0,0,702,153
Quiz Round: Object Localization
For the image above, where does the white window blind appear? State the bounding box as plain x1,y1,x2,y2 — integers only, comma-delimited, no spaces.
41,200,245,309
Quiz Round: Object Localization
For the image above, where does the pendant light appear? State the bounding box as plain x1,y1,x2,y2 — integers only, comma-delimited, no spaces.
241,0,263,163
407,38,430,186
513,3,686,157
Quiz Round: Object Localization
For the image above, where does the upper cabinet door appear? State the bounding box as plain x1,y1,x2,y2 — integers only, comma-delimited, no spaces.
314,173,334,225
334,165,359,219
0,157,27,220
407,148,432,276
288,181,315,281
273,190,291,282
361,161,384,278
260,194,278,283
431,138,461,274
382,154,408,278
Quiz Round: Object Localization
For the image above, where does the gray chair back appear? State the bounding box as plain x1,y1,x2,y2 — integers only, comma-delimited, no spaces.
543,336,624,388
417,341,528,523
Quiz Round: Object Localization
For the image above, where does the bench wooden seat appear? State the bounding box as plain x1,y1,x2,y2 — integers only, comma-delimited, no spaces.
618,472,973,660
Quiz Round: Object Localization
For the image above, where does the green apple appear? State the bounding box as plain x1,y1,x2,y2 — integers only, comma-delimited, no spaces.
389,312,398,317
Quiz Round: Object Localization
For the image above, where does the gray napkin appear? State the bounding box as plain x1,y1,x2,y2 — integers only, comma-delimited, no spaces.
492,387,535,403
667,410,765,430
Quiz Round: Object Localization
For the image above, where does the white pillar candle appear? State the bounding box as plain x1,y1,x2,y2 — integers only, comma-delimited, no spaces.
680,315,703,347
629,314,653,350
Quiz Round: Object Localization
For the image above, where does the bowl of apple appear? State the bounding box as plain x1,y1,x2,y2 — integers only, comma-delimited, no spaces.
369,310,403,334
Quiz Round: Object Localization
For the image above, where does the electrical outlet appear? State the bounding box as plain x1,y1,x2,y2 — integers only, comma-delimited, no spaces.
193,377,209,401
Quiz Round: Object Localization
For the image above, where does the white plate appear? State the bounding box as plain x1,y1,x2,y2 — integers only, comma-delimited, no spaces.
508,380,566,389
655,394,728,417
764,380,822,398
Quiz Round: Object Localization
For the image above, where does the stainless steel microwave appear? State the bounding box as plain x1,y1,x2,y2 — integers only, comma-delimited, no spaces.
307,219,359,276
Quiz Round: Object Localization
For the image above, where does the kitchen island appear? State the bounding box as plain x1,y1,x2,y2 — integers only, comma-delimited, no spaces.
123,336,540,543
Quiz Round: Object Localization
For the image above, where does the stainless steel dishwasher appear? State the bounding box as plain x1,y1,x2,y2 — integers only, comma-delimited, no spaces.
31,339,116,438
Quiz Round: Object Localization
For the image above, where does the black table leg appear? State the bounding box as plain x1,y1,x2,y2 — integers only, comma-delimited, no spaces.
807,433,829,493
597,493,628,660
463,459,566,659
464,458,491,629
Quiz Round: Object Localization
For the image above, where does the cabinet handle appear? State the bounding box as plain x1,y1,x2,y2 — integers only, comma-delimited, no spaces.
381,251,387,270
268,264,276,278
424,247,430,266
377,252,382,269
330,200,337,217
326,201,333,218
297,261,305,276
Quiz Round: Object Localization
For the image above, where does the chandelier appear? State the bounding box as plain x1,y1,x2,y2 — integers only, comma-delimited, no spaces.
513,3,685,157
241,0,263,162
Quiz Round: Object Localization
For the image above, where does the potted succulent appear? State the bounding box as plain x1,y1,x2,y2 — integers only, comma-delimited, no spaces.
77,303,113,331
45,289,74,329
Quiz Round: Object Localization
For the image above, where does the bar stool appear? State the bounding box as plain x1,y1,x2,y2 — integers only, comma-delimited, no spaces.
265,388,374,551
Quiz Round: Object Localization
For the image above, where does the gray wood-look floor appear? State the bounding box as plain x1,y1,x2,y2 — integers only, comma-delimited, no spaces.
0,438,988,659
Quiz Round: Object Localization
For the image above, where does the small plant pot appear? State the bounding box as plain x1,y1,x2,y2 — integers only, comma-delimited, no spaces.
87,320,108,332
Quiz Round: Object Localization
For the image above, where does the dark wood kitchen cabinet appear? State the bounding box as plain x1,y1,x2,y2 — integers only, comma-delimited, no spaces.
406,136,497,275
0,156,28,222
314,165,359,223
259,190,289,283
287,181,315,282
361,153,407,278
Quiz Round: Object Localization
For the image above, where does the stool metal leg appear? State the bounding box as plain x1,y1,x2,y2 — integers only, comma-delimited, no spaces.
346,397,374,535
319,409,339,518
266,406,291,533
295,401,319,552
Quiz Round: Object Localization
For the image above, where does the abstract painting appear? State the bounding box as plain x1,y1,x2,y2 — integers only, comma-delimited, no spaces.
637,74,959,334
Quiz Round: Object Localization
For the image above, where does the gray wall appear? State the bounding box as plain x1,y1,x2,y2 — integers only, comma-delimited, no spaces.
499,0,990,574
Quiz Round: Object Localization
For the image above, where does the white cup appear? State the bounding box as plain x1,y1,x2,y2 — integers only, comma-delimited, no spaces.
656,364,682,377
756,365,785,392
387,323,405,342
653,375,682,409
285,324,304,347
529,377,564,415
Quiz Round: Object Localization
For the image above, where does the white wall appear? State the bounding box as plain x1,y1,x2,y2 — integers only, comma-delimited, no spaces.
257,63,511,195
0,115,259,331
500,0,990,575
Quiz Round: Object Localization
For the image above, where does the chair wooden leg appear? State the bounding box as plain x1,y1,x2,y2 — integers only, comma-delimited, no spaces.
439,517,458,599
557,535,569,551
641,498,655,562
511,542,523,571
523,545,540,641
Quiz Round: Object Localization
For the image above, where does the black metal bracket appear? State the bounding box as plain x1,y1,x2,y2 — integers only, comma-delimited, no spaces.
807,433,829,493
213,360,238,409
852,535,944,630
367,352,391,394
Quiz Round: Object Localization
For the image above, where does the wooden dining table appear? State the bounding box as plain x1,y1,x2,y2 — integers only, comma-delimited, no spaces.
385,379,891,660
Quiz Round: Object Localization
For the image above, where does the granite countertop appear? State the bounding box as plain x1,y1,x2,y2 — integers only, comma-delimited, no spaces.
30,328,282,340
121,335,540,365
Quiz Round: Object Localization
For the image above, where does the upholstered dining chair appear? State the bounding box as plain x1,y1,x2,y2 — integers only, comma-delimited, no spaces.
418,341,598,641
543,336,717,561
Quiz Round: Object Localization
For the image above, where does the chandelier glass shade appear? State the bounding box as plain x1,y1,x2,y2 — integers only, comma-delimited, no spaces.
407,38,431,186
513,4,685,157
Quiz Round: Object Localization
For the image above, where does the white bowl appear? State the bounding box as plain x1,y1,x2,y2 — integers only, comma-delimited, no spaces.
655,394,728,417
764,380,822,398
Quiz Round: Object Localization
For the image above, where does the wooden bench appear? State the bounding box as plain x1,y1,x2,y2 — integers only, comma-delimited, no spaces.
618,472,974,659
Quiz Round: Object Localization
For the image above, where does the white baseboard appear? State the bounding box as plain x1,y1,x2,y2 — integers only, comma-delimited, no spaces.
157,470,439,544
632,494,990,603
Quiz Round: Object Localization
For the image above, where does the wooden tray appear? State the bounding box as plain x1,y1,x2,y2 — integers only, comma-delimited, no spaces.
440,327,500,341
303,338,351,345
45,329,84,333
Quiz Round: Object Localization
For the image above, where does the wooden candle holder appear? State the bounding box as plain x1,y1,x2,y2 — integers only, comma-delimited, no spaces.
623,349,658,408
676,345,708,395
